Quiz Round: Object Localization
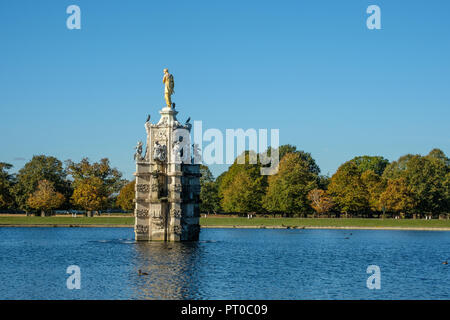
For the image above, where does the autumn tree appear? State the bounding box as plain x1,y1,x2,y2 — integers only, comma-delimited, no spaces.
116,180,135,211
0,163,15,209
379,178,415,217
27,180,65,216
66,158,124,194
263,153,318,217
71,177,108,214
327,162,369,217
307,189,334,217
361,170,386,213
12,155,70,212
67,158,124,216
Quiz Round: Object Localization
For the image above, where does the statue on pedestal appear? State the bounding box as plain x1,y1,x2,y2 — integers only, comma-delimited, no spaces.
162,68,175,108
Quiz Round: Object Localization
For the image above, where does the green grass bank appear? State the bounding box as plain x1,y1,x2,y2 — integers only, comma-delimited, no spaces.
1,215,450,230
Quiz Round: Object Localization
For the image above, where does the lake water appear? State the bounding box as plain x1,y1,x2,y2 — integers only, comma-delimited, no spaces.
0,227,449,299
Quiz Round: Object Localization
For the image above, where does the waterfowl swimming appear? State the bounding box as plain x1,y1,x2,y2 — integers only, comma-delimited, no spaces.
443,261,448,265
138,269,149,276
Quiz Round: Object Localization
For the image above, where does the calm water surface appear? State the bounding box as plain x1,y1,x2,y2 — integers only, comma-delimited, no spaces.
0,227,449,299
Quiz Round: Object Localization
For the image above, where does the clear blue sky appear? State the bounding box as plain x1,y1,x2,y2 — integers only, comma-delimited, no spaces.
1,0,449,180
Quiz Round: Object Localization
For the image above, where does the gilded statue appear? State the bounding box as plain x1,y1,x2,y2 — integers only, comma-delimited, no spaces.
162,68,175,108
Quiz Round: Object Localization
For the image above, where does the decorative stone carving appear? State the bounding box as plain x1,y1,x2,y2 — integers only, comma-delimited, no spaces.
153,215,165,228
173,184,182,193
136,225,149,234
136,209,149,218
156,130,167,140
151,210,160,218
171,209,181,219
173,225,182,235
136,184,150,193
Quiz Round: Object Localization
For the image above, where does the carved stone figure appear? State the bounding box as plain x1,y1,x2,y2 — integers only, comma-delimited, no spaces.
134,141,143,161
153,141,167,162
172,138,184,163
163,68,175,108
192,143,201,164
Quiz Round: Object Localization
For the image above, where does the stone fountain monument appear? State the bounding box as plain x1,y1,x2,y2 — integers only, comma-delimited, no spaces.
133,69,201,241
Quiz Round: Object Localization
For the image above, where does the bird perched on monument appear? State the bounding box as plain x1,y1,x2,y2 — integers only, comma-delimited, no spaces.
186,117,191,124
146,114,151,122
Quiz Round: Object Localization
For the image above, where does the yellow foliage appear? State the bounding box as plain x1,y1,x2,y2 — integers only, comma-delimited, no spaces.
71,177,108,211
27,180,65,212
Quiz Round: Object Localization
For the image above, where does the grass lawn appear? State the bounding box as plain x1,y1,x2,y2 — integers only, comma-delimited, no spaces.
0,216,134,226
1,216,449,229
199,217,450,229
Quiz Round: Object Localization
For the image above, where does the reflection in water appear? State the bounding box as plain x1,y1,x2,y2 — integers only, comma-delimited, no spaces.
131,242,203,299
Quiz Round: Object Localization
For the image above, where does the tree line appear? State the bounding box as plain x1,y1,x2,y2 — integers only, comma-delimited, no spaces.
1,146,449,218
0,156,127,216
199,145,450,219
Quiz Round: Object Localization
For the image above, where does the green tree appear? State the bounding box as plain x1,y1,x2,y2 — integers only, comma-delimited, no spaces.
263,153,318,217
350,155,389,176
317,175,331,190
427,148,450,166
27,180,65,216
261,145,321,177
382,150,449,216
199,165,221,214
382,154,415,180
116,180,135,211
0,163,15,209
222,169,266,213
12,155,70,212
328,162,369,216
406,155,448,216
219,151,267,213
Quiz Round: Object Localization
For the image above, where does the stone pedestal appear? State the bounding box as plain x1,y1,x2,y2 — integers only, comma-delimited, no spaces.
134,107,200,241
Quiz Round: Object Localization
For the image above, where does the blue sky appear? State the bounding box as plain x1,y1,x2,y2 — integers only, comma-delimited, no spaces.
1,0,449,180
